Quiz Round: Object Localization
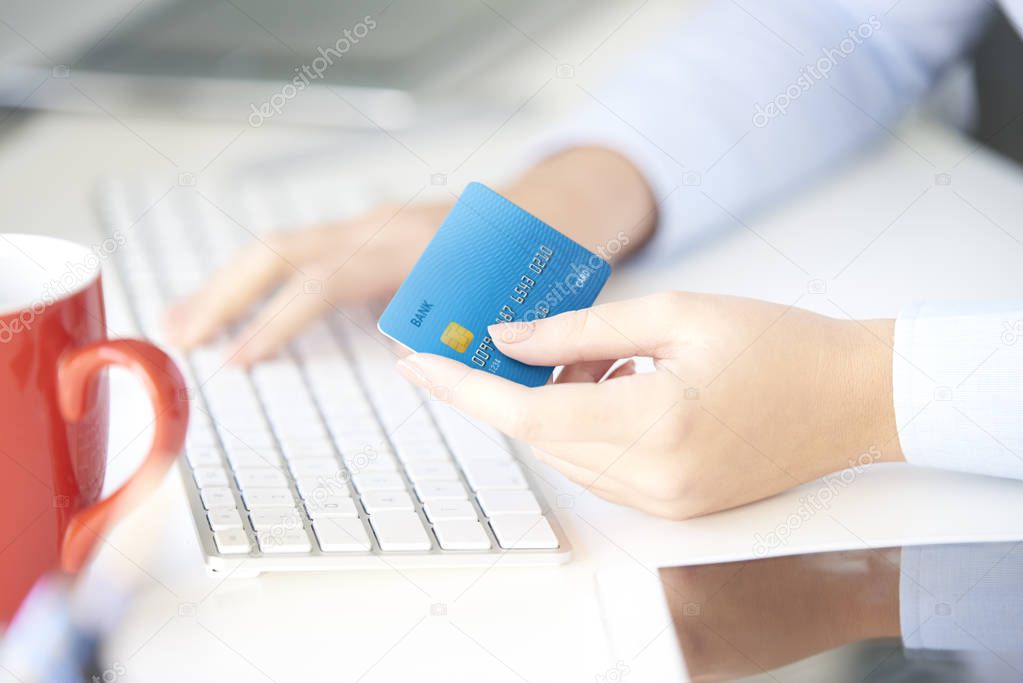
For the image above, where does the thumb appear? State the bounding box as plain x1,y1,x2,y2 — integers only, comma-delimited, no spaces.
489,292,680,366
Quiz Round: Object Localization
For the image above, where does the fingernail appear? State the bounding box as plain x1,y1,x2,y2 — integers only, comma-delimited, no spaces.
396,356,427,385
488,321,535,344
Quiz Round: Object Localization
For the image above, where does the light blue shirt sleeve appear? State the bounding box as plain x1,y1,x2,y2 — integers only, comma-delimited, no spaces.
900,542,1023,656
531,0,994,263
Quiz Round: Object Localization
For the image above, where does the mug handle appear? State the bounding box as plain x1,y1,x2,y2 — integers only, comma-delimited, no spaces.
57,339,189,573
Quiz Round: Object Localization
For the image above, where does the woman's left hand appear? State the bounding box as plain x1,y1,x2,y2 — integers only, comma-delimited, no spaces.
396,291,903,519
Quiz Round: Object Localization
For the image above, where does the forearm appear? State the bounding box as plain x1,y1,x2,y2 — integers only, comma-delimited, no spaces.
501,147,657,263
528,0,991,262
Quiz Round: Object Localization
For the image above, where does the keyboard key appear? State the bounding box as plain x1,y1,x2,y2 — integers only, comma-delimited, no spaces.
226,450,283,470
200,487,235,510
423,500,478,522
250,359,306,386
257,528,312,554
206,404,268,435
404,462,459,483
342,448,399,473
462,461,528,491
264,392,321,414
313,518,371,552
292,321,341,357
213,529,250,554
305,496,359,518
190,346,234,378
361,490,415,513
363,383,421,429
395,440,452,464
193,466,229,488
279,439,336,461
433,519,491,551
335,427,385,447
476,490,542,516
287,459,345,478
369,512,431,551
242,488,295,509
206,507,243,531
387,411,437,437
322,407,377,432
414,481,468,502
429,403,513,463
390,431,443,449
269,418,330,441
249,508,304,531
186,429,219,451
295,475,351,500
186,446,222,467
352,472,406,494
234,468,289,489
489,515,559,550
220,430,278,450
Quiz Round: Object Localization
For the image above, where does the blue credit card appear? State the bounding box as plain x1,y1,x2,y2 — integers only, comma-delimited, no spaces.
378,182,612,387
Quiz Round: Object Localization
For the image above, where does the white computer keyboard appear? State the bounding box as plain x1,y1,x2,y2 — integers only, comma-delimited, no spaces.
96,175,570,575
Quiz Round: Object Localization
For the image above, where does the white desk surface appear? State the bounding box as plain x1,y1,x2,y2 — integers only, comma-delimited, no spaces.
2,106,1023,682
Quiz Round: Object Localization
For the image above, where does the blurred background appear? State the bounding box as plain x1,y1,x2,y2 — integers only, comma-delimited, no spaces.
1,1,1020,149
0,0,682,154
0,0,715,235
0,0,1020,213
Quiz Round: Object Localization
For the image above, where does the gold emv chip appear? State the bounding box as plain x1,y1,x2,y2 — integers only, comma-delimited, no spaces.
440,321,474,353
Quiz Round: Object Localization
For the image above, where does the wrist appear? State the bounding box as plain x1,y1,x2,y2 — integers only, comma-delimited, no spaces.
836,548,903,642
501,146,657,263
837,318,904,467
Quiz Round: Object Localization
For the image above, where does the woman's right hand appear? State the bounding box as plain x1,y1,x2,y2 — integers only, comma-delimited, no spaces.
163,200,452,364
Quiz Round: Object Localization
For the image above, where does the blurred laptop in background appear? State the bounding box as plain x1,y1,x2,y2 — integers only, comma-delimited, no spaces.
0,0,596,129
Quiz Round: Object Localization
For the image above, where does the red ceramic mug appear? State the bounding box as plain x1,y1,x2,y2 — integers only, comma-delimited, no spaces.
0,233,188,624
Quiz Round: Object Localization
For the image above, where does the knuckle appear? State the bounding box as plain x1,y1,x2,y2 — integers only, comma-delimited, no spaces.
662,413,691,446
663,501,702,521
642,466,689,503
560,308,589,335
505,402,541,441
241,240,289,274
647,402,690,447
648,290,686,312
558,308,592,357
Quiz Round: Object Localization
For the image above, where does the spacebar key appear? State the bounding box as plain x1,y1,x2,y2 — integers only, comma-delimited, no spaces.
369,512,432,551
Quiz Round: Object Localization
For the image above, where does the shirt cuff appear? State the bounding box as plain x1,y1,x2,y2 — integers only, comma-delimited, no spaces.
899,542,1023,653
893,301,1023,480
